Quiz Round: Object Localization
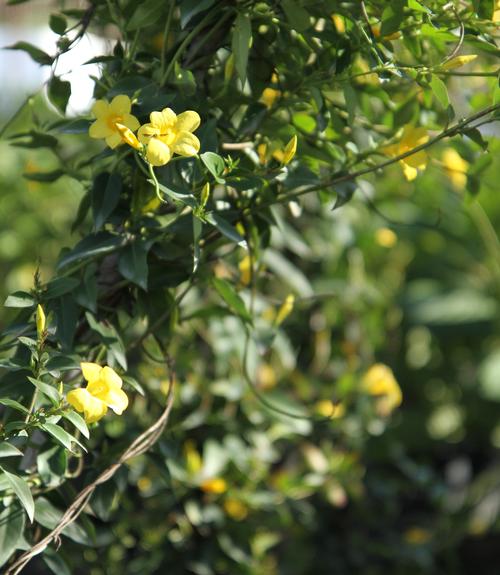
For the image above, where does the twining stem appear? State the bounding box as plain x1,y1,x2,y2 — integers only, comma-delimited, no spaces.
160,1,176,80
148,163,167,204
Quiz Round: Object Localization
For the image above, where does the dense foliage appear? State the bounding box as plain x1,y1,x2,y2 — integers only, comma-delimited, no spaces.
1,1,499,573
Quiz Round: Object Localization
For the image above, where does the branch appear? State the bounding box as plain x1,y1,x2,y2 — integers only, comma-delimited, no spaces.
5,358,176,575
278,103,500,203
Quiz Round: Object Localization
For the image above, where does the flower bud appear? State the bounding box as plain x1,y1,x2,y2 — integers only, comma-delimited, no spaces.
36,304,46,339
200,182,210,208
275,294,295,326
115,122,142,150
282,135,297,165
439,54,477,71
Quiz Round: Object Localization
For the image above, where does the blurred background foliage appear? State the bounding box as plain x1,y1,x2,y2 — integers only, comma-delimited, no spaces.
0,0,500,574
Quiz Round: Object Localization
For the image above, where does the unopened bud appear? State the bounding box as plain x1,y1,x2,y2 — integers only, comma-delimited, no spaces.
36,304,46,339
275,294,295,326
201,182,210,208
115,123,142,150
282,135,297,165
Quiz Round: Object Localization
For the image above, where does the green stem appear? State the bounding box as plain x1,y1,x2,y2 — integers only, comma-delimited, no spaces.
160,1,176,80
148,163,168,204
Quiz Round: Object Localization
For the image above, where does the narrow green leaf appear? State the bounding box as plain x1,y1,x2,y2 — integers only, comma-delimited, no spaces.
35,497,91,545
62,410,89,439
4,291,35,308
232,13,252,83
122,375,145,396
5,41,53,65
407,0,432,14
430,74,449,108
57,232,124,271
0,505,25,568
23,169,64,182
41,423,86,453
0,398,29,414
44,277,80,299
205,213,247,248
0,467,35,522
0,443,23,458
193,215,202,273
213,278,252,323
180,0,216,28
28,377,60,405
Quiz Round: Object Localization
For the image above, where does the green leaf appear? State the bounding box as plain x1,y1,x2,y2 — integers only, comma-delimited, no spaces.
0,505,25,568
232,13,252,84
28,377,60,405
122,375,145,396
213,278,252,323
55,294,78,351
193,215,202,273
118,239,151,290
407,0,432,14
37,447,67,487
473,0,493,19
200,152,226,183
48,76,71,114
44,276,80,299
43,550,72,575
49,13,67,35
180,0,216,28
205,213,247,248
62,410,89,439
57,232,124,271
0,443,23,458
92,172,122,231
127,0,164,30
0,398,29,414
85,312,127,369
464,128,488,150
430,74,449,108
0,467,35,522
41,423,85,453
281,0,310,32
4,291,35,308
380,3,405,37
35,497,91,544
5,41,53,65
155,183,198,208
23,169,64,182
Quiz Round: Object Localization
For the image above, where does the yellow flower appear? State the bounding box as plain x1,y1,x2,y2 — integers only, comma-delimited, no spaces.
200,477,227,494
383,125,429,181
494,1,500,21
224,498,248,520
371,24,402,41
115,123,142,151
439,54,477,71
275,294,295,326
441,148,468,190
331,14,346,34
375,227,397,248
36,304,46,338
138,108,201,167
281,135,297,165
315,400,345,419
184,440,202,475
260,73,281,108
362,363,402,416
239,254,252,286
67,362,129,424
89,95,140,149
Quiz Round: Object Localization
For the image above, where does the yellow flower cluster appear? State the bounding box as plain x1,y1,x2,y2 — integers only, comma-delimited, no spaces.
362,363,402,416
89,95,201,167
67,363,128,423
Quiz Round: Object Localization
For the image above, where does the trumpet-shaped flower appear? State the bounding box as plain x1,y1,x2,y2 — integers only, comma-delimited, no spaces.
439,54,477,71
441,148,468,190
138,108,201,167
89,95,140,149
383,125,429,181
362,363,402,416
67,362,129,423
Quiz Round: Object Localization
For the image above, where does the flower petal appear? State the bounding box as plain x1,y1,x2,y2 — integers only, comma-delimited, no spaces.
91,99,109,119
146,138,172,166
122,113,140,132
67,388,108,424
106,132,123,149
81,362,103,384
110,94,132,115
172,132,200,157
138,123,159,144
101,366,123,389
401,161,417,181
403,150,427,170
103,387,129,415
175,111,200,133
89,119,113,139
150,108,176,133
